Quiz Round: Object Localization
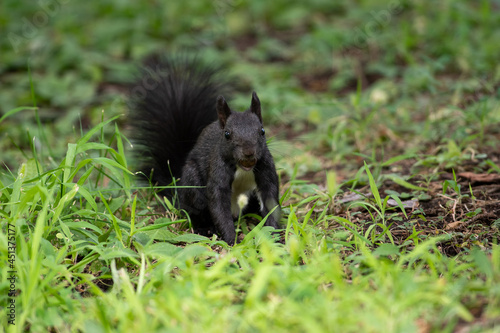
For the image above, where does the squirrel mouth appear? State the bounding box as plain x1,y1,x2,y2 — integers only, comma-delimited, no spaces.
239,158,257,171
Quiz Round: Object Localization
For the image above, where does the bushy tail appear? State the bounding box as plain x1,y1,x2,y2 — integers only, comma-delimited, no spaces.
128,56,231,188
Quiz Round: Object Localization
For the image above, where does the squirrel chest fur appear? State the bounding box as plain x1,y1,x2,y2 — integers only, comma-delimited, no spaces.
230,166,258,217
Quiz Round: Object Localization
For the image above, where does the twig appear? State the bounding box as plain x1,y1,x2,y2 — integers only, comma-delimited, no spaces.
438,194,457,222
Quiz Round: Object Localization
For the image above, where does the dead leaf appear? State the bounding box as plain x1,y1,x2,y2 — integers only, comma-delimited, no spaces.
387,199,418,210
445,221,465,230
338,193,418,210
458,172,500,184
338,192,371,204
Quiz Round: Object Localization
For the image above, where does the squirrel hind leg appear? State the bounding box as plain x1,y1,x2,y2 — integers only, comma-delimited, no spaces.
193,226,217,237
189,210,217,237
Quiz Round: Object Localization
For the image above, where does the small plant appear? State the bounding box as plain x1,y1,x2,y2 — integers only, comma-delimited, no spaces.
345,162,411,246
440,169,471,217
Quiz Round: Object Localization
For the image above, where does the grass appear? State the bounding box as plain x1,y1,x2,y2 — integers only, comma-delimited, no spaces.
1,144,498,331
1,0,500,332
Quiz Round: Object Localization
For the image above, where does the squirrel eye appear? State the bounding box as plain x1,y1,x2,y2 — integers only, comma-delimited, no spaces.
224,131,231,139
261,127,265,135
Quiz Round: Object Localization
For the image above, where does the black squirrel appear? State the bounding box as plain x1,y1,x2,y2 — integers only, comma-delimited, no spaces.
129,56,281,245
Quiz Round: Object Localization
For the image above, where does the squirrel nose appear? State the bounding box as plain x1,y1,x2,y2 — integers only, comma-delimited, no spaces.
242,148,255,158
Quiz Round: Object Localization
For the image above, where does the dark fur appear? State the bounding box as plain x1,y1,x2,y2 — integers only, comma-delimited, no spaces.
129,56,281,245
128,56,229,187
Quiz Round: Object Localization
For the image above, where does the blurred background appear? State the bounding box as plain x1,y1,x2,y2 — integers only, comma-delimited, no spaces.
1,0,499,179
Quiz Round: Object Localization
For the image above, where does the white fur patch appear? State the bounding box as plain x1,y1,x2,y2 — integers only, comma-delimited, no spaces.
231,166,258,217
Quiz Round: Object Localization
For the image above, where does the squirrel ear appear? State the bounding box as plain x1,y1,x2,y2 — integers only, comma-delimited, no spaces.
216,95,231,128
250,91,263,123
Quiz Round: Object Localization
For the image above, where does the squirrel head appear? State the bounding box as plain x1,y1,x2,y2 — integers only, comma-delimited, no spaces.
216,92,267,171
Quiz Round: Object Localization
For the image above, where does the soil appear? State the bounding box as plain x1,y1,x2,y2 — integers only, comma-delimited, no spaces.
317,147,500,255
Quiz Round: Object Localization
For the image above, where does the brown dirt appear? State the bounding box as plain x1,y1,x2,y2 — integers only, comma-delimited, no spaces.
322,149,500,255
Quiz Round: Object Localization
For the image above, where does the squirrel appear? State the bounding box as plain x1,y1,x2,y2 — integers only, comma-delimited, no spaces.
128,56,281,245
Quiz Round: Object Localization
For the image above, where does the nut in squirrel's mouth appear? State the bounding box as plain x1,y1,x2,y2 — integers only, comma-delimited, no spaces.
239,158,257,171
